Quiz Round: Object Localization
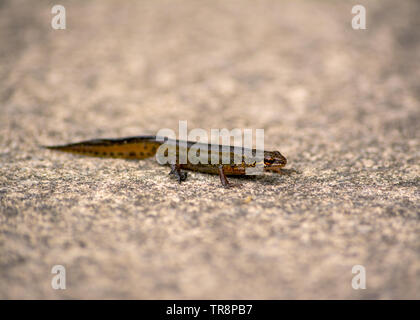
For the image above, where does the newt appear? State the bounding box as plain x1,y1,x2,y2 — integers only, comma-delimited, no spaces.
44,136,287,187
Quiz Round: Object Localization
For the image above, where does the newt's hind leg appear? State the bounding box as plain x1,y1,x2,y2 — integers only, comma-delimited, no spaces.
169,164,188,183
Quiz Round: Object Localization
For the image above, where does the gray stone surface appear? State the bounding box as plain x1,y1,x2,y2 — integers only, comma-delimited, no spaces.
0,0,419,299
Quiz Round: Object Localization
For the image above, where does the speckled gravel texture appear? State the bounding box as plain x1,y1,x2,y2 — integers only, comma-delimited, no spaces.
0,0,419,299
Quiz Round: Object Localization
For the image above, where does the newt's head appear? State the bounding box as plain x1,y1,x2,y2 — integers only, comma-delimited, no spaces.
263,151,287,172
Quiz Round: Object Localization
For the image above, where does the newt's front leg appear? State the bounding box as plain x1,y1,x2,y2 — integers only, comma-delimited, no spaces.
218,165,230,188
169,164,188,183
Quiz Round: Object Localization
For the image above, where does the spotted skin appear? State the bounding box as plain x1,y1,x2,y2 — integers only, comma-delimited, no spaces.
44,136,287,187
45,136,160,160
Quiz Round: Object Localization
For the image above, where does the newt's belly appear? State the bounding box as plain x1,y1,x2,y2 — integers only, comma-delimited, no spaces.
180,163,246,175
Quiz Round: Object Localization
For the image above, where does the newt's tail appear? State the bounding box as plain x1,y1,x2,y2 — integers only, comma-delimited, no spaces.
44,136,162,160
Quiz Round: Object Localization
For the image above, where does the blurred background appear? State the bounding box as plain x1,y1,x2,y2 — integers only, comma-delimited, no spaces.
0,0,419,299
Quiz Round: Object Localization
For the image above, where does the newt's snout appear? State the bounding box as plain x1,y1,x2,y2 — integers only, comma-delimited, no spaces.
264,151,287,170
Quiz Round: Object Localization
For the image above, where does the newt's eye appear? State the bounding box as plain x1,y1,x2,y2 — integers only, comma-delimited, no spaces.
264,158,275,165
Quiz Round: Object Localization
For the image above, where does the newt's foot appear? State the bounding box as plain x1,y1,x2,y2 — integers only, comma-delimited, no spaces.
169,164,188,183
